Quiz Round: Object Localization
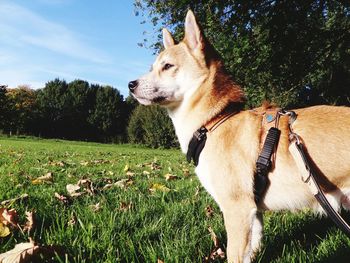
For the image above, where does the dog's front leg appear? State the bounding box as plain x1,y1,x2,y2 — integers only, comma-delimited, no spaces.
221,199,259,263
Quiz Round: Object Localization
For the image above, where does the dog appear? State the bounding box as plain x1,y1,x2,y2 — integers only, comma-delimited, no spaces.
129,10,350,263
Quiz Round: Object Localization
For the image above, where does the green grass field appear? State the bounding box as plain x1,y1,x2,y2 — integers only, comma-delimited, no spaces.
0,136,349,262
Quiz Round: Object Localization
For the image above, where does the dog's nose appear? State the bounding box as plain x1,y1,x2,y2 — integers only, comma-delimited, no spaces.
128,80,138,92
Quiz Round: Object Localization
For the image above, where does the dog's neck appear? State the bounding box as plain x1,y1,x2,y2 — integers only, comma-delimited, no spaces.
168,61,245,153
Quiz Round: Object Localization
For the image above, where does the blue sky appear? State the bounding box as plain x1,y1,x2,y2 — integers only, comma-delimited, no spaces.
0,0,157,97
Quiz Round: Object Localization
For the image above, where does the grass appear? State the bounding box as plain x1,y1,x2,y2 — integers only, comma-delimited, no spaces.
0,136,349,262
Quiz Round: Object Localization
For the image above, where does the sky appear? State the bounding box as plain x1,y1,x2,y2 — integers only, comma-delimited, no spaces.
0,0,157,97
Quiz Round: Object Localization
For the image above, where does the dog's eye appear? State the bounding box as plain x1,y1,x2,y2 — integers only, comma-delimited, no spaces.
162,63,174,71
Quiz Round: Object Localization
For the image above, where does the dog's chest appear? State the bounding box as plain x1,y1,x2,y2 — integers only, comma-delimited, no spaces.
195,163,219,203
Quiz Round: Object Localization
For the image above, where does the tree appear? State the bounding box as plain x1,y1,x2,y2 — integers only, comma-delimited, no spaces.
88,85,126,142
0,85,8,131
127,105,178,148
135,0,350,107
4,86,38,135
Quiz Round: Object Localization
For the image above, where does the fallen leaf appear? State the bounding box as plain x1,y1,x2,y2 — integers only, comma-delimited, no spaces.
150,162,161,171
119,202,132,211
126,171,135,177
164,173,178,181
0,222,10,237
68,214,76,226
54,192,70,205
1,208,18,226
0,239,39,263
123,164,129,172
48,161,65,167
204,227,226,262
31,172,53,184
89,203,101,212
182,168,190,177
208,226,219,247
23,211,35,234
103,179,131,189
77,179,94,195
142,171,150,176
66,184,82,197
149,183,171,193
205,206,214,218
80,161,89,166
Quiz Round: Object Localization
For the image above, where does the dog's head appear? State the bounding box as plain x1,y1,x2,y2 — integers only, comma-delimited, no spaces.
129,10,211,108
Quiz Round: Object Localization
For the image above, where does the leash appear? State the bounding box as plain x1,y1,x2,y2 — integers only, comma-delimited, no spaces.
289,123,350,238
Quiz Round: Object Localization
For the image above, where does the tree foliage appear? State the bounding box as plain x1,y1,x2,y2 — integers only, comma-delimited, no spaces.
0,79,134,143
127,105,178,148
135,0,350,107
0,85,8,130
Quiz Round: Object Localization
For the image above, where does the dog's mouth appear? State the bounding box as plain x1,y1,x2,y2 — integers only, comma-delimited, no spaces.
152,96,167,104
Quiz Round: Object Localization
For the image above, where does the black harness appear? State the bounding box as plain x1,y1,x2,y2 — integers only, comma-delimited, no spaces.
186,109,350,238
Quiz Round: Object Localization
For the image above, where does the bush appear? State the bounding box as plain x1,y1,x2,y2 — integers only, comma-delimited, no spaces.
127,105,178,148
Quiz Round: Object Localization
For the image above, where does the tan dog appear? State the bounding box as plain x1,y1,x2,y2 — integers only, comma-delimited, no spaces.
129,10,350,263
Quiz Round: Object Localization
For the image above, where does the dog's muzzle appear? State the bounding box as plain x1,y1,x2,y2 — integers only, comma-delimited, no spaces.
128,80,138,93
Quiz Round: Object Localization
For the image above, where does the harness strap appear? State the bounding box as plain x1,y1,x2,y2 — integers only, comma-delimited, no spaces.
186,112,238,166
254,127,281,203
289,140,350,238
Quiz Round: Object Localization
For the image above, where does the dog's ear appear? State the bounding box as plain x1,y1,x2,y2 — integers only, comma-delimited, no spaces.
184,10,203,50
162,28,175,49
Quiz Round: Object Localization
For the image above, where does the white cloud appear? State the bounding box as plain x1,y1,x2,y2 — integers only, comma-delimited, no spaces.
0,2,110,64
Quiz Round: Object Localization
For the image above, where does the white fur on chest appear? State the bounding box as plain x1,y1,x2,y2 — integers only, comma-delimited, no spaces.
195,161,219,203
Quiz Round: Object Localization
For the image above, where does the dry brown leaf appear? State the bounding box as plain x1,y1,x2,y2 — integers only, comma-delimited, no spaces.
123,164,129,172
164,173,178,181
103,179,132,190
119,202,133,211
204,227,226,262
66,184,82,197
1,194,29,206
142,171,150,176
126,171,135,177
31,172,53,184
89,203,101,212
1,208,18,226
149,183,171,193
23,211,35,234
0,239,39,263
157,259,164,263
54,192,70,205
68,214,77,226
208,226,219,247
0,222,10,238
77,179,94,195
80,161,89,166
182,168,190,177
205,206,214,218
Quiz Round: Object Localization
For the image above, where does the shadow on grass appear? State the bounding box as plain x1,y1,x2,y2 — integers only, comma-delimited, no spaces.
255,211,350,263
